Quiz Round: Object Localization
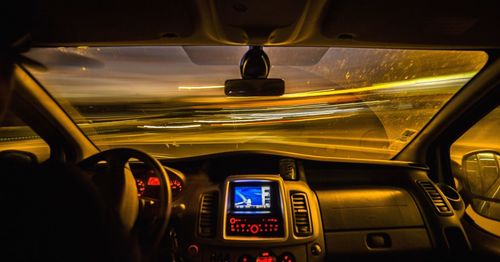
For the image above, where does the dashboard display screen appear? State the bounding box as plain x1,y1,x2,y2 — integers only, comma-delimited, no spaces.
234,185,271,210
230,182,278,214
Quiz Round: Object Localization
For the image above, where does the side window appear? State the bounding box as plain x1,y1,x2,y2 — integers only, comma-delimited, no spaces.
0,110,50,162
450,106,500,222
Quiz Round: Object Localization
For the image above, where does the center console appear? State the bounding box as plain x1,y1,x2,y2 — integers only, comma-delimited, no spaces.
194,174,325,262
224,179,287,240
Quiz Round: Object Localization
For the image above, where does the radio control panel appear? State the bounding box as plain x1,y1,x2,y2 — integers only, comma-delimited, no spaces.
226,216,284,237
199,174,325,262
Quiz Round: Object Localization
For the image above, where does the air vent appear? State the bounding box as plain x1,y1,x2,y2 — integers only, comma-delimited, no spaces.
417,181,453,216
291,192,312,236
198,191,218,237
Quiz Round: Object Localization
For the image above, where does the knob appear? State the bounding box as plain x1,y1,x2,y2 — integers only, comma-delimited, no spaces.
311,243,322,256
187,244,199,257
250,224,259,234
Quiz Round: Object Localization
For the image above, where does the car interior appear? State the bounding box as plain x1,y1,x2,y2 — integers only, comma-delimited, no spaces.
1,0,499,261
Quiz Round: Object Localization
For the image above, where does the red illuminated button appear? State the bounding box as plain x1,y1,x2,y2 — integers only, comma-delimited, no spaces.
257,251,276,262
238,255,253,262
278,253,295,262
230,218,237,224
250,224,259,234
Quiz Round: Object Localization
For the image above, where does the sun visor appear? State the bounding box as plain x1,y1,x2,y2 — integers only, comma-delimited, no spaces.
322,0,500,48
31,0,194,44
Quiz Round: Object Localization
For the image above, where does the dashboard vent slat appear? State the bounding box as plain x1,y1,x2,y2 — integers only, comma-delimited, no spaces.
417,180,453,216
198,191,218,237
291,192,312,236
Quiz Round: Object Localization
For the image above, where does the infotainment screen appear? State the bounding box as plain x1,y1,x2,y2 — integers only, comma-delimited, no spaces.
230,182,277,214
234,185,271,210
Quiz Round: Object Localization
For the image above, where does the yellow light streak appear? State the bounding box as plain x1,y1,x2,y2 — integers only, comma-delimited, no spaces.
139,124,201,129
282,72,478,98
178,85,224,90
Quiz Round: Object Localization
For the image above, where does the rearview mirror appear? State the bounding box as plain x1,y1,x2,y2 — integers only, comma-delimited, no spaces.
461,150,500,221
224,79,285,96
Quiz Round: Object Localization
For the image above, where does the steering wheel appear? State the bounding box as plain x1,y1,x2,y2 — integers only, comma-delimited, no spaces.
79,148,172,249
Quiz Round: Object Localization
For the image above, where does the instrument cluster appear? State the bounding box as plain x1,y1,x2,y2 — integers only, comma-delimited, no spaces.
131,164,185,200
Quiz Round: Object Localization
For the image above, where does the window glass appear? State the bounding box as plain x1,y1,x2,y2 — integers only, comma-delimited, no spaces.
24,46,488,160
0,110,50,162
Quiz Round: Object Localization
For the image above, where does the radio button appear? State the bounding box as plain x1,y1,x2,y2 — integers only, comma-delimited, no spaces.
257,251,276,262
238,254,253,262
278,253,295,262
250,224,259,234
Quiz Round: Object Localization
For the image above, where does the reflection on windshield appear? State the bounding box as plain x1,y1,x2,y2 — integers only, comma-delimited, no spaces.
22,46,488,160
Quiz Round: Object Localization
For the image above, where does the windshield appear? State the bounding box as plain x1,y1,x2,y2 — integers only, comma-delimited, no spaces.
23,46,487,160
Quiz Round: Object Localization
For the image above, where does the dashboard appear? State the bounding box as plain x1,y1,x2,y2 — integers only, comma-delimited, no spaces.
129,153,469,262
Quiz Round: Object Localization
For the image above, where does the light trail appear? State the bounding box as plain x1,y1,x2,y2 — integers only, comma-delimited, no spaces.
139,124,202,129
178,85,224,90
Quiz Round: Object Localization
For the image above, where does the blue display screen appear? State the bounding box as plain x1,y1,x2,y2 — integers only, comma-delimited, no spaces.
233,185,271,210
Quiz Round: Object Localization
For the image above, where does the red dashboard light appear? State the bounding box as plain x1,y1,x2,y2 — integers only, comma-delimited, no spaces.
147,177,161,186
250,224,259,234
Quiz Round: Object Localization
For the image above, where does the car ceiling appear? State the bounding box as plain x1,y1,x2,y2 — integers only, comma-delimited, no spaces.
2,0,500,49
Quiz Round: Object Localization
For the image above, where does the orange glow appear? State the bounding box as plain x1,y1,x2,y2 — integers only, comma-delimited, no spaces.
147,177,161,186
